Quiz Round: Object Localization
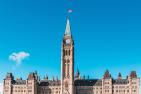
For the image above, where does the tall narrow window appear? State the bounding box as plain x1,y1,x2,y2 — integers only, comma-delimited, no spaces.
66,50,68,55
67,63,70,77
63,50,65,56
69,50,70,56
63,59,66,77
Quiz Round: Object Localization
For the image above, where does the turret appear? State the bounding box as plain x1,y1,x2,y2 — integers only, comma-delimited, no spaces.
27,72,38,94
128,71,140,94
75,69,80,79
3,73,14,94
102,70,112,94
117,73,122,80
130,71,137,78
103,70,111,79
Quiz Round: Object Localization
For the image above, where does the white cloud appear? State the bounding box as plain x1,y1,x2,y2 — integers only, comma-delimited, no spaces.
9,51,30,64
0,83,3,94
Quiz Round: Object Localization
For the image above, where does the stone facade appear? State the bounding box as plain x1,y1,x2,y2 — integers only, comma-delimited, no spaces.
3,18,140,94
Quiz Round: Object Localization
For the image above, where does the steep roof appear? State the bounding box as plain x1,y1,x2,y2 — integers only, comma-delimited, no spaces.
38,80,61,86
75,79,129,86
13,80,26,85
74,79,102,86
64,18,71,36
113,79,129,85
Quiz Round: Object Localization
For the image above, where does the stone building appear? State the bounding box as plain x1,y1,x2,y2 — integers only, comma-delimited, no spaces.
3,18,140,94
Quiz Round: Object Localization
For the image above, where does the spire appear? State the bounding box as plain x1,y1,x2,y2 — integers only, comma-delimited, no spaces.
52,76,55,81
75,68,80,79
130,71,137,78
103,70,111,79
44,74,48,80
118,73,122,80
65,18,71,36
6,73,14,80
83,75,86,79
87,75,90,79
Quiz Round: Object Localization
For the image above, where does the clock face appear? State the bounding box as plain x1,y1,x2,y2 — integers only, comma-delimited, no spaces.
66,39,71,44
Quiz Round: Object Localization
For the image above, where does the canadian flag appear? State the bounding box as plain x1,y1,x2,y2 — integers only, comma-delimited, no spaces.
68,9,73,13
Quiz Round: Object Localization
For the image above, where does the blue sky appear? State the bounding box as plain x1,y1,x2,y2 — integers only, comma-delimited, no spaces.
0,0,141,93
